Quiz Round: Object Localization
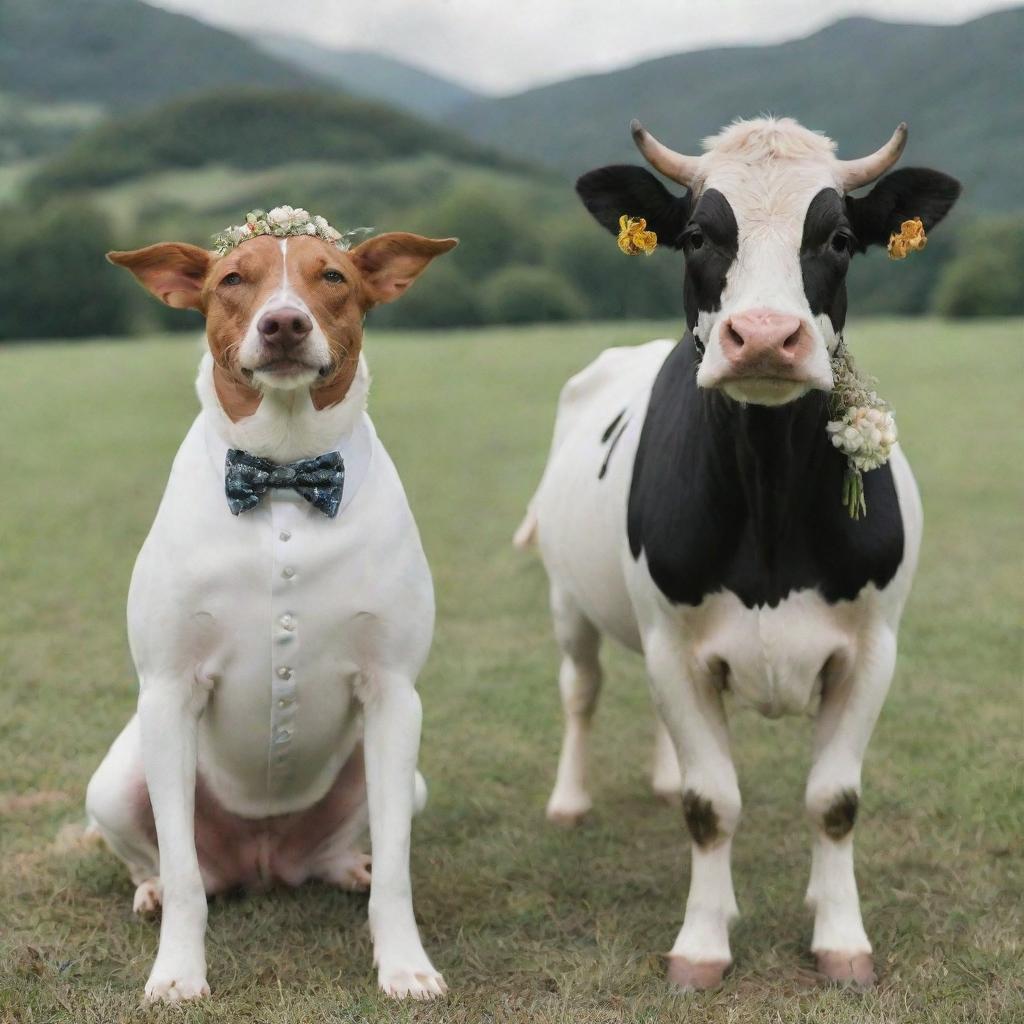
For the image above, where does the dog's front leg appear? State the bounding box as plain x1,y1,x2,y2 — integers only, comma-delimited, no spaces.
138,679,210,1003
361,671,446,1000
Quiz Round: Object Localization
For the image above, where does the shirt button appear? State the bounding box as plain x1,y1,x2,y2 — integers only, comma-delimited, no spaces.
276,666,293,680
280,614,296,631
276,728,291,741
279,530,291,542
282,566,295,579
277,696,294,708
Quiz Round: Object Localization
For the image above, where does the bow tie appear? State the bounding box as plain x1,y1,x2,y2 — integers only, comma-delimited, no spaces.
225,449,345,518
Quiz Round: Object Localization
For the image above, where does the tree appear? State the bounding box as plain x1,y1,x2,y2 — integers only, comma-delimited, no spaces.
933,216,1024,318
481,266,588,324
0,201,132,341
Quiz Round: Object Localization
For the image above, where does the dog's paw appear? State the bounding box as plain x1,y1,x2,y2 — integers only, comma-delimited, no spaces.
132,878,162,916
378,962,447,1001
144,965,210,1003
323,851,372,892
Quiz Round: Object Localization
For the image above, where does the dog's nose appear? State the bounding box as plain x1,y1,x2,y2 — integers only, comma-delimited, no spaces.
720,308,810,373
258,307,312,349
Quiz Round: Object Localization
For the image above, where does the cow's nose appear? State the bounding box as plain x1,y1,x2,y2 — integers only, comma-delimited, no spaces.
720,308,809,371
258,307,312,349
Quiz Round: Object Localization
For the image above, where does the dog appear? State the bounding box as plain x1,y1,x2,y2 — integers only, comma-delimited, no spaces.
86,209,456,1002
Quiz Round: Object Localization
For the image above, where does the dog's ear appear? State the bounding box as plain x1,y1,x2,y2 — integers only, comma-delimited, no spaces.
107,243,213,310
349,233,458,307
576,165,693,248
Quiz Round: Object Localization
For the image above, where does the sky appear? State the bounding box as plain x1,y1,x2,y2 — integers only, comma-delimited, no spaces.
150,0,1019,93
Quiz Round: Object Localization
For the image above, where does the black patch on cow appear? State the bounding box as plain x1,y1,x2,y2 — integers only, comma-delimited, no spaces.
800,189,852,333
822,789,859,839
598,416,630,480
601,409,626,442
576,165,692,246
845,168,961,251
680,189,739,331
627,336,905,609
682,790,719,847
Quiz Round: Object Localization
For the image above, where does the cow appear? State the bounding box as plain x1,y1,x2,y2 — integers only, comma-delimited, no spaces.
515,116,960,989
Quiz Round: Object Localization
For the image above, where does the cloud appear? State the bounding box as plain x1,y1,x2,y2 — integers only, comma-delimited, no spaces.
149,0,1018,92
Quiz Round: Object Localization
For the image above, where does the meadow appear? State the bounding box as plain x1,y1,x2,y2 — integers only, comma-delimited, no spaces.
1,318,1020,1023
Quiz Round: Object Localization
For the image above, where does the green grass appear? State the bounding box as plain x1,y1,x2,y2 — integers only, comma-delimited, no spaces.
1,319,1021,1023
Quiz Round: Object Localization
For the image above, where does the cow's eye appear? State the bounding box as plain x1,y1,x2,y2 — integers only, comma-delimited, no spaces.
221,272,243,286
830,232,852,255
323,269,345,284
684,228,704,251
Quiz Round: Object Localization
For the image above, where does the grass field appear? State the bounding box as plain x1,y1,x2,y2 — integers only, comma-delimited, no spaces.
1,319,1021,1023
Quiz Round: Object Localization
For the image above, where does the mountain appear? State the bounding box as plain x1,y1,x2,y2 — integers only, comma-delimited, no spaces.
26,88,527,195
249,36,478,119
450,9,1024,211
0,0,324,112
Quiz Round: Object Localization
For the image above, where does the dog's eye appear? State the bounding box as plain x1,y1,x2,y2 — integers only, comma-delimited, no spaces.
830,232,852,255
221,272,243,286
323,269,345,284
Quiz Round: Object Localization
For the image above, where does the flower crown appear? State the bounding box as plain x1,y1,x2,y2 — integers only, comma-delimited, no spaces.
212,206,373,256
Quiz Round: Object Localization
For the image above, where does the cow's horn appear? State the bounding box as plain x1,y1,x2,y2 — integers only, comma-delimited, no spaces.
836,122,908,192
630,119,702,187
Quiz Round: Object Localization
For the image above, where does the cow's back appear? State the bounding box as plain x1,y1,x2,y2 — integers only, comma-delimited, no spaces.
533,340,674,650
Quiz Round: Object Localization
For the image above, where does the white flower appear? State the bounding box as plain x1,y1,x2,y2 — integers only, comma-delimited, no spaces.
213,207,372,255
827,405,897,473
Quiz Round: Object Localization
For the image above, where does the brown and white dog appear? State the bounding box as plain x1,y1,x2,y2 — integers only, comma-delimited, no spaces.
87,226,456,1001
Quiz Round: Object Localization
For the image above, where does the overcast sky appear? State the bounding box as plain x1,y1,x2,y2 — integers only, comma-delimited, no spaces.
151,0,1018,93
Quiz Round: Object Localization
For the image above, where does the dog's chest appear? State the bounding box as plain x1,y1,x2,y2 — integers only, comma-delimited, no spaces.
132,412,433,816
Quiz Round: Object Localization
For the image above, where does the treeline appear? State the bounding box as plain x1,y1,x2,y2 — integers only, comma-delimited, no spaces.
0,193,1021,342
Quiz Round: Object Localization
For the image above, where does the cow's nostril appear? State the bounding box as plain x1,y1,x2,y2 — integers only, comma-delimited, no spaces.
723,321,745,349
782,328,802,351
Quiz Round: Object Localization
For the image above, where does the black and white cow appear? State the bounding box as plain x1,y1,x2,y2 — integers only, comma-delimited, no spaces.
515,117,959,989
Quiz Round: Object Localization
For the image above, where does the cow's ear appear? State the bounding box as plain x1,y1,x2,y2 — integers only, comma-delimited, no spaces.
845,168,961,251
576,165,692,249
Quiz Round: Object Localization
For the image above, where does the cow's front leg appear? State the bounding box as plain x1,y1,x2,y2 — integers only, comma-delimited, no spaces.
805,626,897,987
361,671,446,1001
138,679,211,1002
645,632,740,991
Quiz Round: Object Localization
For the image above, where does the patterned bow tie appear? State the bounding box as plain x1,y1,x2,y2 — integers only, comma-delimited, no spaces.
225,449,345,518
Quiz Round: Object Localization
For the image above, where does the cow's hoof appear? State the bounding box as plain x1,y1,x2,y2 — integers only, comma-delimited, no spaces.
815,950,875,987
666,955,730,991
132,878,162,916
545,795,591,827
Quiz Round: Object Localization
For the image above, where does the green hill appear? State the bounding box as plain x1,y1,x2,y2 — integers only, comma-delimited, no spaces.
26,88,528,195
451,9,1024,211
249,36,478,119
0,0,326,113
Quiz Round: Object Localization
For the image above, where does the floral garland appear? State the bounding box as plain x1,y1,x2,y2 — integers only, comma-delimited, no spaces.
826,348,898,519
212,206,373,256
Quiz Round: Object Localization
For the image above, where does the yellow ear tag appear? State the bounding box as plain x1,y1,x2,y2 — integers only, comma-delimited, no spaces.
887,217,927,260
617,214,658,255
